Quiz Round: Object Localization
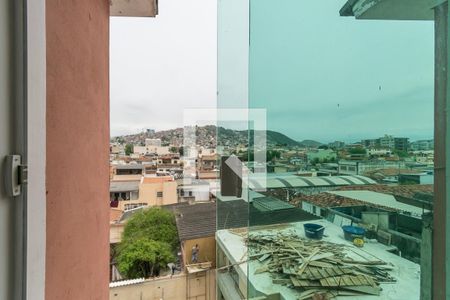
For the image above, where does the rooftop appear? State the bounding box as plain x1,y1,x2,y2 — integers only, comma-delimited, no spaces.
114,164,144,170
336,184,433,200
216,219,421,299
167,197,320,241
329,190,427,217
363,168,426,180
293,193,370,209
110,181,139,193
142,175,174,184
170,202,216,241
248,174,376,190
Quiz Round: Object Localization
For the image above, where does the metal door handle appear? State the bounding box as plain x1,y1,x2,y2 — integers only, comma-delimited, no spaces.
4,155,27,197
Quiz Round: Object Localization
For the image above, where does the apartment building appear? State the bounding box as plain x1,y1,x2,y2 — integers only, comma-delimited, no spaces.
197,153,220,179
145,138,162,147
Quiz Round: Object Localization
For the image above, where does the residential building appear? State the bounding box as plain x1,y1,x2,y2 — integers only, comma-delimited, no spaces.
338,160,405,176
399,172,434,185
411,139,434,151
110,180,140,207
109,272,216,300
361,138,379,148
156,154,183,176
413,150,434,165
394,137,409,151
110,143,125,155
112,164,144,176
111,175,178,211
177,178,211,202
134,145,171,155
170,202,217,268
197,153,220,179
367,148,391,157
306,149,337,162
362,136,409,151
145,138,162,147
379,134,395,149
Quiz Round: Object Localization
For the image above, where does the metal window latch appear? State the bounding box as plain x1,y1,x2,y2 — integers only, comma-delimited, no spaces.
4,155,27,197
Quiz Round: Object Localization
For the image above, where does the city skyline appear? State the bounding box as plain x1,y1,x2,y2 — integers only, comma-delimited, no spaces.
111,0,433,145
111,124,433,146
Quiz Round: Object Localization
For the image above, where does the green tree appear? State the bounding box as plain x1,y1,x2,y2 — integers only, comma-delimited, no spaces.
348,147,366,155
122,207,179,250
125,144,133,156
311,157,320,165
266,150,281,162
117,238,175,278
394,150,409,158
116,208,179,279
169,146,178,153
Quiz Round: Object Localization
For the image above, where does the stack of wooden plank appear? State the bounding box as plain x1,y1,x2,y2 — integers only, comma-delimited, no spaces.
247,232,396,299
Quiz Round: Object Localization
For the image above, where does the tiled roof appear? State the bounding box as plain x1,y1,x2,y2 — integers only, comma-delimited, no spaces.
292,193,369,209
170,202,217,241
363,168,426,180
217,199,248,230
167,198,320,241
217,198,319,229
336,184,433,199
293,184,433,211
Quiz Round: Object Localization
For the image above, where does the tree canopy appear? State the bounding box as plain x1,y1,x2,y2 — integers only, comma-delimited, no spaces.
348,147,367,155
117,207,179,278
122,207,179,249
117,238,174,278
125,144,133,156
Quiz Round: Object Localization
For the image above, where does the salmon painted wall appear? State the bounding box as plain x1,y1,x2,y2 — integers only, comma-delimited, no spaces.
46,0,110,299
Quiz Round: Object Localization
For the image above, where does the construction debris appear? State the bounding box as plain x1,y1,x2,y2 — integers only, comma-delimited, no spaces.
247,231,396,299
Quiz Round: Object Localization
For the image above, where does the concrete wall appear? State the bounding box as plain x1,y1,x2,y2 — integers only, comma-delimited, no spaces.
183,236,216,268
45,0,110,299
110,271,216,300
361,211,389,230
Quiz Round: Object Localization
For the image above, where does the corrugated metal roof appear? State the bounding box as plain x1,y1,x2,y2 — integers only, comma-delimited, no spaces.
329,190,427,216
249,175,376,189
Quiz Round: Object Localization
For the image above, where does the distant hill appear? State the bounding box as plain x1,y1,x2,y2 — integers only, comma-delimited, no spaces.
112,125,321,148
299,139,323,148
258,130,301,146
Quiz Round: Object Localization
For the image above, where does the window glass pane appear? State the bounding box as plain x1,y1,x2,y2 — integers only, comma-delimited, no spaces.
217,0,435,299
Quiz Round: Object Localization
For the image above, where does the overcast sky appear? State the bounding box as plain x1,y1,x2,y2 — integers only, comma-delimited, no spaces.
110,0,217,136
111,0,434,143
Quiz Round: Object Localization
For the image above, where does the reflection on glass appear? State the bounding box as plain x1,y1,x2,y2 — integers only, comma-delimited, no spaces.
217,0,434,299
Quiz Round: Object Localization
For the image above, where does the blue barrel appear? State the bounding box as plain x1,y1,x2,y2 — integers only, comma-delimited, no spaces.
342,225,365,241
304,223,325,239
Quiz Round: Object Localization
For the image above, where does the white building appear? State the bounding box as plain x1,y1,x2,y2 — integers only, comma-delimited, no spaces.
145,138,162,147
133,145,170,155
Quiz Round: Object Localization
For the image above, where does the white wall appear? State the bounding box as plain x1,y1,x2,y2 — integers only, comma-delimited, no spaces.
27,0,46,299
